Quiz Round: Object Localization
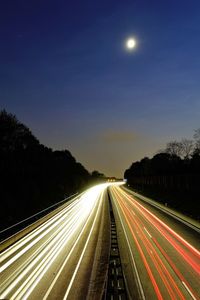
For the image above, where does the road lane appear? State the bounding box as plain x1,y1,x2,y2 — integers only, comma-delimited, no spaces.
0,183,110,300
109,184,200,300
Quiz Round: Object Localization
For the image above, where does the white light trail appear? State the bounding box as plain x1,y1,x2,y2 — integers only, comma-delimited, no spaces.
63,191,104,299
0,183,109,299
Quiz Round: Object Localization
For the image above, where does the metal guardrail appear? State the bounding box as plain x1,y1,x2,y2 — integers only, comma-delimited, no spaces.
0,193,78,243
105,192,127,300
123,186,200,233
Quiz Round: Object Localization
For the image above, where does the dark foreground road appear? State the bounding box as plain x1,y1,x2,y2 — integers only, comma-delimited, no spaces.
0,184,110,300
109,185,200,300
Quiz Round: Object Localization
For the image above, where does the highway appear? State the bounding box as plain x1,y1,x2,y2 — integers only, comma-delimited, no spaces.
0,183,110,300
109,184,200,300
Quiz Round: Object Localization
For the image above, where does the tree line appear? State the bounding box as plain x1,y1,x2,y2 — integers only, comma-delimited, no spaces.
0,110,103,230
124,131,200,219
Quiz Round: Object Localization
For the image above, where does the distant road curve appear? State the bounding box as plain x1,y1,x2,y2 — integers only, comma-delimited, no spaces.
109,184,200,300
0,183,110,300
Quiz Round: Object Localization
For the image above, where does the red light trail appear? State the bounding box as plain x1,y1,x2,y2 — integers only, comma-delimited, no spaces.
110,186,200,300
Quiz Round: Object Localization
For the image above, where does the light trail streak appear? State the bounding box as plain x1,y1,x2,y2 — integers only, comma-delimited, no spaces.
182,282,197,300
0,193,78,235
153,237,198,300
113,190,166,300
1,209,82,297
63,191,104,299
43,191,104,299
6,210,83,299
124,192,200,275
119,188,200,258
1,197,83,264
116,187,200,269
110,185,200,300
109,190,146,300
144,227,152,238
127,209,185,300
0,183,109,299
1,197,85,278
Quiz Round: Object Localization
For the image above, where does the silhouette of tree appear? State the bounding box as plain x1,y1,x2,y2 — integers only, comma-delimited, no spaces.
165,140,183,157
193,128,200,154
0,110,91,231
91,170,106,183
124,131,200,219
92,170,105,178
0,109,39,152
180,139,194,159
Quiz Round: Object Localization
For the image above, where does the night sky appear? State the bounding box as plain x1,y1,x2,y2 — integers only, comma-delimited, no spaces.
1,0,200,177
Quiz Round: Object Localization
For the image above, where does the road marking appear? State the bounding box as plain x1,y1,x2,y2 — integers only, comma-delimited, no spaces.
1,198,82,266
63,192,104,300
123,187,200,234
0,193,79,234
144,227,152,238
182,281,197,300
112,193,145,300
43,195,102,300
7,210,84,299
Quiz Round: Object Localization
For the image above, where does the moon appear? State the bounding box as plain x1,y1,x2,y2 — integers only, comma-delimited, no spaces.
126,38,136,50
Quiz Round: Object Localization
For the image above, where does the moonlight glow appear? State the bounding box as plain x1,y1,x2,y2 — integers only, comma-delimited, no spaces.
126,38,136,50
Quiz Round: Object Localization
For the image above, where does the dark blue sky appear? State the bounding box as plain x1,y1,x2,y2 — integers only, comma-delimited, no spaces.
1,0,200,177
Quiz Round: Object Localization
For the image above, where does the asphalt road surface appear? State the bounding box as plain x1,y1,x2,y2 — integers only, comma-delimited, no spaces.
109,184,200,300
0,183,110,300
